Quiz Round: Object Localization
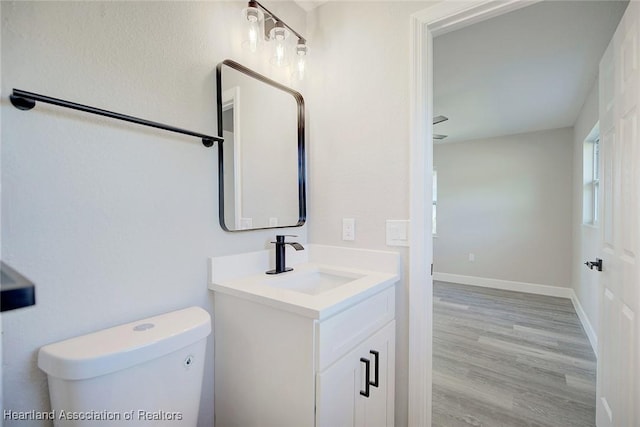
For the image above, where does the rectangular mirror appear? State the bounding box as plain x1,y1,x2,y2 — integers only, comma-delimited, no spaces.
216,59,306,231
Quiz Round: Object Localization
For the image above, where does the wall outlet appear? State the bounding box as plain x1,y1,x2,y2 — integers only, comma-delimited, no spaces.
269,217,278,227
240,218,253,229
468,253,475,262
342,218,355,241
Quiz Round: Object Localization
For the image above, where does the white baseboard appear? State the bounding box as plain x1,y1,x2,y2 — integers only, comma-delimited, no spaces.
433,272,574,298
570,293,598,358
433,272,598,357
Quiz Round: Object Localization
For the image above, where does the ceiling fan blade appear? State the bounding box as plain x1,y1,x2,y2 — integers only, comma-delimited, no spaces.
433,115,449,125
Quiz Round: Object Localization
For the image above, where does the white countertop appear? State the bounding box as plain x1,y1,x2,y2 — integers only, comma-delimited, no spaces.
209,245,400,319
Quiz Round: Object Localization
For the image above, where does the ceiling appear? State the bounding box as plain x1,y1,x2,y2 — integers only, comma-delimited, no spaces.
433,0,628,144
293,0,327,12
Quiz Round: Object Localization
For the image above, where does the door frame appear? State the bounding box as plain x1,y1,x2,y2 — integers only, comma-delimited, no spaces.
407,1,542,425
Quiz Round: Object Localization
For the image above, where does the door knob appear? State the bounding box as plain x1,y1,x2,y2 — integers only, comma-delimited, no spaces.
584,258,603,272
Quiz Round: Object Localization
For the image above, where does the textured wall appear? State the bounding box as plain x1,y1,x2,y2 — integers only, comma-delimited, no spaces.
306,2,431,426
1,2,306,425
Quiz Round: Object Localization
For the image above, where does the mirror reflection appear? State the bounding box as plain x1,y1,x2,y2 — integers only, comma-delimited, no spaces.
217,60,306,231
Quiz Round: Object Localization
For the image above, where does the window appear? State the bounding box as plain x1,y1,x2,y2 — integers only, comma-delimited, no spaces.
432,170,437,235
583,128,600,225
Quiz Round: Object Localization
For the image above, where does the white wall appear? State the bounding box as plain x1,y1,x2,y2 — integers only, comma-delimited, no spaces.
1,2,306,426
433,128,574,288
306,2,430,426
572,80,600,333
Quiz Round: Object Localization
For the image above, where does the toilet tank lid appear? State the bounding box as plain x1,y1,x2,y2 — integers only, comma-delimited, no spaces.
38,306,211,380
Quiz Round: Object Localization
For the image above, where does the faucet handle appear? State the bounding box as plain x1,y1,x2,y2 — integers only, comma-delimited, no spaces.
273,234,298,243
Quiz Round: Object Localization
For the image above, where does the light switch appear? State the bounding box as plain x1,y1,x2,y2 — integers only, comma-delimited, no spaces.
240,218,253,229
386,220,410,247
342,218,355,241
269,217,279,227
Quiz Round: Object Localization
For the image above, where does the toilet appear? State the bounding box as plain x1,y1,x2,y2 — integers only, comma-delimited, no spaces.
38,306,211,426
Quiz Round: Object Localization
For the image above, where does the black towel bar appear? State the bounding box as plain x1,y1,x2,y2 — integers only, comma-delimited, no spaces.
9,88,223,147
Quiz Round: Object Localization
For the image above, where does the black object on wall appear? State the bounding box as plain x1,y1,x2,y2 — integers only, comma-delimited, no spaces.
1,262,36,312
9,89,223,147
216,59,306,232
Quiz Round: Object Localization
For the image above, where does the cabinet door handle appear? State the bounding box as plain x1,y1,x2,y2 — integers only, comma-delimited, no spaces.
360,357,371,398
369,350,379,388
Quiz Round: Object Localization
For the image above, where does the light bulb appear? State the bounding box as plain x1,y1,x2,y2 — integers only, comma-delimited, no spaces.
275,40,286,66
269,22,289,67
242,5,262,53
294,42,308,80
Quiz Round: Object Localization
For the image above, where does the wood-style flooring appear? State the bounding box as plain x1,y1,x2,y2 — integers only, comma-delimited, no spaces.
433,281,597,427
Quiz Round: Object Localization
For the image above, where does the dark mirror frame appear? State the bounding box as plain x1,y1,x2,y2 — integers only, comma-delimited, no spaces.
216,59,306,232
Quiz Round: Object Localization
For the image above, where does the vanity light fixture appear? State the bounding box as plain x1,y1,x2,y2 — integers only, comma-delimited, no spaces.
241,1,308,79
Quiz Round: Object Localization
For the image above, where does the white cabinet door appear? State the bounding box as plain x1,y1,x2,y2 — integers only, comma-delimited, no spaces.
316,321,395,427
315,341,363,427
361,321,395,427
596,2,640,426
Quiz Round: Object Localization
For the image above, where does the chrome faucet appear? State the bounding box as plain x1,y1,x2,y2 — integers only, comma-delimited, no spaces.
266,235,304,275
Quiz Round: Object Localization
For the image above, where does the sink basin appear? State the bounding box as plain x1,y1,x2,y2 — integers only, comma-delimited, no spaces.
209,246,400,319
266,269,364,295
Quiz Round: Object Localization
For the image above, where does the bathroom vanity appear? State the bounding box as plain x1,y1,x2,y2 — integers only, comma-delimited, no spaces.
209,245,399,427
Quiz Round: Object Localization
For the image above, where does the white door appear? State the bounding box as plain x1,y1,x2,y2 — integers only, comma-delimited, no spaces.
596,2,640,426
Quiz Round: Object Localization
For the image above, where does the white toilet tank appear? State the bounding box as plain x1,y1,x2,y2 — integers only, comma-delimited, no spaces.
38,306,211,426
